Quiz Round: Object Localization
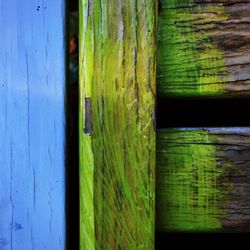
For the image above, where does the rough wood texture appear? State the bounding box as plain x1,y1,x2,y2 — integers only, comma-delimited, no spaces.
158,0,250,97
0,1,66,249
156,128,250,233
79,1,157,249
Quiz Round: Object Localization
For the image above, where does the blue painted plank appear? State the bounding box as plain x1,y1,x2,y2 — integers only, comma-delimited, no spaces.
0,1,66,249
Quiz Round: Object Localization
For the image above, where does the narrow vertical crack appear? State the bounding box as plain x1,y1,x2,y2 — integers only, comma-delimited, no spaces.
25,52,31,171
26,52,36,209
10,139,14,250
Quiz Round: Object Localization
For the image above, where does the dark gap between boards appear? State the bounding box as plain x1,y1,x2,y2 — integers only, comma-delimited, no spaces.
66,0,79,249
157,98,250,128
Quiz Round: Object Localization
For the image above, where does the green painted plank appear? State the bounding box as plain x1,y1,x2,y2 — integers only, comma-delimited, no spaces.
158,0,250,97
156,128,250,232
79,1,157,249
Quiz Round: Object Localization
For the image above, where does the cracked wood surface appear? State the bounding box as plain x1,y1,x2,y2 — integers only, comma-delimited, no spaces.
0,1,66,249
156,128,250,232
158,0,250,97
79,0,157,249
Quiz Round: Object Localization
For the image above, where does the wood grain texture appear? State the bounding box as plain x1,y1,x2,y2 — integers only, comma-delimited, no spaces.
158,0,250,97
79,0,157,249
156,128,250,232
0,1,66,249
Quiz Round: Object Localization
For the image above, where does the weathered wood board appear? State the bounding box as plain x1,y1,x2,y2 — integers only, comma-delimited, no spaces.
79,0,157,249
156,128,250,232
0,1,66,249
158,0,250,97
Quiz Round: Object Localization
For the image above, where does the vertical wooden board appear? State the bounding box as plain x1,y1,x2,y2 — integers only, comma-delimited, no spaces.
157,0,250,97
156,128,250,232
0,1,66,249
79,0,157,249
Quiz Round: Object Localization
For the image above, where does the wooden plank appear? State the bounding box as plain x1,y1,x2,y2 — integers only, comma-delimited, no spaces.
158,0,250,97
0,1,66,249
156,128,250,232
79,0,157,249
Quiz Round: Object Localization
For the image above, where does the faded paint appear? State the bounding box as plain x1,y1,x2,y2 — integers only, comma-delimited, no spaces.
157,129,226,231
155,128,244,232
158,0,229,96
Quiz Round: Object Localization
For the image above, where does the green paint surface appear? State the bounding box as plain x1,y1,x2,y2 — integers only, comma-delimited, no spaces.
156,129,229,232
158,0,229,96
80,0,156,249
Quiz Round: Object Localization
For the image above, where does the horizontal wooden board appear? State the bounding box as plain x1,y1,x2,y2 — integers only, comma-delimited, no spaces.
156,128,250,232
0,1,66,249
158,0,250,97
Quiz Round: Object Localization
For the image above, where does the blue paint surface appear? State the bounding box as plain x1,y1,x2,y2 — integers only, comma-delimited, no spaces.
0,1,66,249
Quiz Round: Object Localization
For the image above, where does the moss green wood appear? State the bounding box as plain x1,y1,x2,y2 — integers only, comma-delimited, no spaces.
79,0,157,249
156,128,250,232
158,0,250,97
